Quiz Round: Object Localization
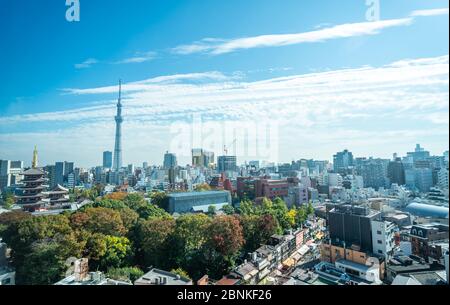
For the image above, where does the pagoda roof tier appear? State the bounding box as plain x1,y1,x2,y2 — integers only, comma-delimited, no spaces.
22,178,47,183
15,194,45,199
47,191,69,195
50,198,70,204
21,168,46,176
52,184,69,192
18,185,47,191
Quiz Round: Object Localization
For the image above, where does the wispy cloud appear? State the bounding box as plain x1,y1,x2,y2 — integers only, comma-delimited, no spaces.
172,8,448,56
62,71,241,95
173,18,414,55
410,8,449,17
74,58,99,69
2,55,448,165
114,51,157,64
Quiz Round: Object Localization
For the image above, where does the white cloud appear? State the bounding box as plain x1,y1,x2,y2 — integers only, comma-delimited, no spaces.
1,56,448,166
410,8,449,17
114,51,157,64
74,58,99,69
173,18,414,55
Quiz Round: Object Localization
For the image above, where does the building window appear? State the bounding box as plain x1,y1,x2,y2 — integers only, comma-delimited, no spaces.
378,250,383,254
377,230,382,235
377,240,382,244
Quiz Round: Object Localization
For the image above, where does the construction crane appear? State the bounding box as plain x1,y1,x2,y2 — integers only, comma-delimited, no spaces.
223,139,237,156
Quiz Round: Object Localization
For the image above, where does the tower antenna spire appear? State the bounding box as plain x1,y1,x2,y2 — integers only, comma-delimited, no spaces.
32,145,38,169
118,79,122,103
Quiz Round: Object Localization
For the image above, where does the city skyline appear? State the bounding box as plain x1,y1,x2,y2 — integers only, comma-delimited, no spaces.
0,0,449,167
5,142,449,170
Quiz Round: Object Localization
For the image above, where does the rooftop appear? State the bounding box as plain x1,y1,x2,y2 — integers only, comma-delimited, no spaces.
168,191,230,198
134,268,192,285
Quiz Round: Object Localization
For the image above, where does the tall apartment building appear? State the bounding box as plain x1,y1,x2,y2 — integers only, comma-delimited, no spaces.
333,149,354,175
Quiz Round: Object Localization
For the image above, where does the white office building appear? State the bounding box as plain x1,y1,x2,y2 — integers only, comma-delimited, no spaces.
371,220,397,259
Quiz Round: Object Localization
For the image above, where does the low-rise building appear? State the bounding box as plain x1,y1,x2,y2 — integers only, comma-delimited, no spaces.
134,268,193,285
166,191,232,214
410,223,449,261
371,220,397,259
386,255,445,283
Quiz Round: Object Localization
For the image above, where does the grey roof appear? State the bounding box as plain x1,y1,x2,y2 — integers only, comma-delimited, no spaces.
134,268,192,285
22,168,45,175
168,191,230,198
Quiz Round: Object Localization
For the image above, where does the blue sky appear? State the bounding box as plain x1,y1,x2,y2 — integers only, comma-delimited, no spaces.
0,0,448,167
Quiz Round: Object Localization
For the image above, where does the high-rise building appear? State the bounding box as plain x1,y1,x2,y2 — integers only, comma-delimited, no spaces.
44,165,57,188
191,149,214,168
407,144,430,162
0,160,23,191
113,81,123,171
333,149,354,175
163,151,177,170
437,168,449,190
103,151,113,169
405,168,434,193
388,158,406,186
358,158,389,190
203,151,215,168
217,155,237,173
415,168,434,193
64,161,74,179
55,162,65,186
192,149,204,167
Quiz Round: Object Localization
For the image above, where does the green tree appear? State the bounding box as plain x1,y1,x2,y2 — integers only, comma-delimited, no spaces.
222,204,235,215
203,215,244,279
149,191,169,211
306,202,315,216
240,214,278,253
107,266,144,283
194,183,212,192
2,195,14,210
170,268,191,280
206,215,244,257
207,205,216,216
138,217,176,270
19,240,69,285
238,199,255,215
71,207,127,236
295,206,308,227
100,235,133,269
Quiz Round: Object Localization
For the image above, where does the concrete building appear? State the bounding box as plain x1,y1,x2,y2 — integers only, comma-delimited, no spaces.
333,149,354,175
255,178,289,200
371,220,397,259
328,173,343,187
410,224,449,262
388,158,406,186
328,205,382,253
218,155,237,173
437,168,449,190
405,168,434,193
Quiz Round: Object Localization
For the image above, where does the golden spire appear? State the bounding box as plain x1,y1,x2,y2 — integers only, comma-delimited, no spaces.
32,145,38,169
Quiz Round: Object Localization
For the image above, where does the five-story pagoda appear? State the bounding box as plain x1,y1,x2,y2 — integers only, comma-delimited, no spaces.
16,146,47,212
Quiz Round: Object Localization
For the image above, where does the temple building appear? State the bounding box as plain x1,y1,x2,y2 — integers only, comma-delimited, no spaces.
16,168,47,212
15,147,72,212
46,184,70,207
